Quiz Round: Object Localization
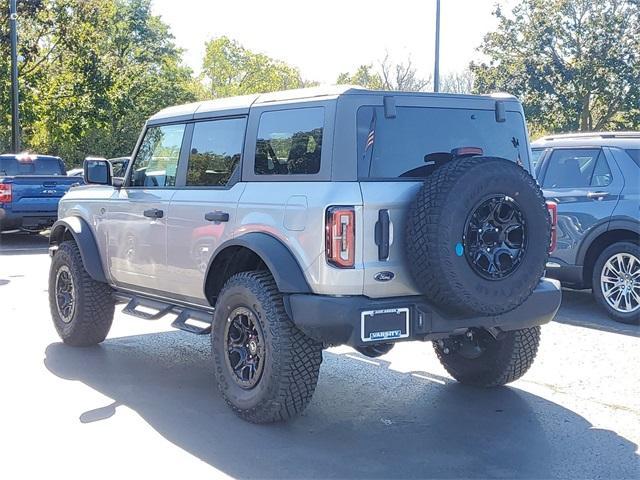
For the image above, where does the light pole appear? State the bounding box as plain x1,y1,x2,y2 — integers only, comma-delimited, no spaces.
433,0,441,92
9,0,21,152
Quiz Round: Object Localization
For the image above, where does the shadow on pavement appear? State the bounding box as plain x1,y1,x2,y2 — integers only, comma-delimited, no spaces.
0,231,49,255
44,332,639,479
554,288,640,337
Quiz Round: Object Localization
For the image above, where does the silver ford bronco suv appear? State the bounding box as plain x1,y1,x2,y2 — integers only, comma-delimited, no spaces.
48,86,561,423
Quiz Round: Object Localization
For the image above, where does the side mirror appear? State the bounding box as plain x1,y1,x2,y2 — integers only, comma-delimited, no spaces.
83,157,112,185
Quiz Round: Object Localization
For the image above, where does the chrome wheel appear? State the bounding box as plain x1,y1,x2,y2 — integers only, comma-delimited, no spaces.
55,265,76,323
600,253,640,313
224,306,265,389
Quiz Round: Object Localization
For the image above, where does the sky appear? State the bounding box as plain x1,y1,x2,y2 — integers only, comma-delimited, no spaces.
150,0,508,84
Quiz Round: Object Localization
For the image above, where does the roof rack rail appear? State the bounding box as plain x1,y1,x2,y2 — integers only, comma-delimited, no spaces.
541,131,640,141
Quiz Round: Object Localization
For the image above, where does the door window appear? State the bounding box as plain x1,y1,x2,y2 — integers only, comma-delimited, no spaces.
542,149,602,188
186,118,246,186
130,124,186,187
254,107,324,175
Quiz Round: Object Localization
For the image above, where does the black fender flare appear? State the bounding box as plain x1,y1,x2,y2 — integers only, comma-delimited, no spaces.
49,217,108,283
205,232,311,295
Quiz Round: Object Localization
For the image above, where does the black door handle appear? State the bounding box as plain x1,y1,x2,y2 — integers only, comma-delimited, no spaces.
205,211,230,223
143,208,164,219
375,209,390,260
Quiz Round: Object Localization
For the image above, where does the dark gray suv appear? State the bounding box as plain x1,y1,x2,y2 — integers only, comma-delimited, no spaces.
532,132,640,324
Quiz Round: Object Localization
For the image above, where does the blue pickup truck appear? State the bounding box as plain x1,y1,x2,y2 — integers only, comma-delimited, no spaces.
0,153,79,232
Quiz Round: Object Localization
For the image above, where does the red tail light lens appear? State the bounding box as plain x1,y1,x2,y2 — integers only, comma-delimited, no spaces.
0,184,12,203
326,206,355,268
546,201,557,253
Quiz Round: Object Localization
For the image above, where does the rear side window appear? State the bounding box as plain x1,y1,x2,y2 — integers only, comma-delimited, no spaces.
542,149,603,188
255,107,323,175
130,124,185,187
187,117,246,187
626,149,640,167
357,106,529,179
0,157,64,176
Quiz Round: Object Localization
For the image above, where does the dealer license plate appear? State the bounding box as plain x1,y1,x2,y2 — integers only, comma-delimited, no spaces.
360,308,410,343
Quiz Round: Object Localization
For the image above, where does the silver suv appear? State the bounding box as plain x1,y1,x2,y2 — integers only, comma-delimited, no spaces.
48,86,561,423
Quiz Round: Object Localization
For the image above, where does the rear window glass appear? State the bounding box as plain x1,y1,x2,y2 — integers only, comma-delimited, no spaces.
0,157,64,176
357,106,529,179
626,149,640,167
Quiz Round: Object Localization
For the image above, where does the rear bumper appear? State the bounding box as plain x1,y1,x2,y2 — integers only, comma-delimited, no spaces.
0,208,57,231
286,278,561,347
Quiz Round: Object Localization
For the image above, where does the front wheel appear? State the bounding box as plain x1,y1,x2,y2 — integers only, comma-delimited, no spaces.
48,241,115,346
434,327,541,387
592,242,640,325
211,271,323,423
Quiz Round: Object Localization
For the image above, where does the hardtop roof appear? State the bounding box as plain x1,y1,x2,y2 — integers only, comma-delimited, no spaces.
148,85,519,123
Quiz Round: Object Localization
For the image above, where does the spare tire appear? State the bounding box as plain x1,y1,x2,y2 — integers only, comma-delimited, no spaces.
405,156,550,316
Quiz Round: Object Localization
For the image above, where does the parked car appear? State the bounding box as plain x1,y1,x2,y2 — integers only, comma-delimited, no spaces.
532,132,640,324
47,86,560,423
0,153,79,233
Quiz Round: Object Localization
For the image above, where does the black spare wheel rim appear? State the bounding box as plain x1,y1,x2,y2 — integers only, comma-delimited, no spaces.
55,265,76,323
463,195,526,280
224,306,265,389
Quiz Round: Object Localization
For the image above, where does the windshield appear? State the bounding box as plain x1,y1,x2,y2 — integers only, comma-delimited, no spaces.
357,106,530,179
0,156,65,176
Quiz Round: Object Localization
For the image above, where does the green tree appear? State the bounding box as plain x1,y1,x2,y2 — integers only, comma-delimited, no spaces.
0,0,197,166
472,0,640,136
336,64,384,89
337,54,432,91
201,36,310,98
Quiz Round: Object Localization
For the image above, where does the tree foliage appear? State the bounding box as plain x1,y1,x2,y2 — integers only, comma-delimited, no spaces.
472,0,640,135
337,54,432,91
0,0,197,165
201,36,311,98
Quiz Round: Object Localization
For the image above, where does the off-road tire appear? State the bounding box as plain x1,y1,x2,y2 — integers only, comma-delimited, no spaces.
406,156,550,316
211,271,323,423
434,327,541,387
48,241,115,346
592,242,640,325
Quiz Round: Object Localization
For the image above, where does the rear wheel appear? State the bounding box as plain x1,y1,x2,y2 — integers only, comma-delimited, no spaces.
48,241,115,346
211,271,323,423
592,242,640,325
434,327,541,387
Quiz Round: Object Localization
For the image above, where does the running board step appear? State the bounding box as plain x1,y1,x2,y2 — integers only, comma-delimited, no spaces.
122,297,173,320
119,295,213,335
171,309,212,335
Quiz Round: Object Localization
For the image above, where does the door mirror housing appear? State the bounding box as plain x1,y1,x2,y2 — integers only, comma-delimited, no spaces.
83,157,112,185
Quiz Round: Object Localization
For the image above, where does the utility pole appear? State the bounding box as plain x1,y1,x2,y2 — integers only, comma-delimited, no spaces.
433,0,441,93
9,0,21,152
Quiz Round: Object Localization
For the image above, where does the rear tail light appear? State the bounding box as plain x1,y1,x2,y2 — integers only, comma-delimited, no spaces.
0,184,12,203
326,206,355,268
546,201,557,253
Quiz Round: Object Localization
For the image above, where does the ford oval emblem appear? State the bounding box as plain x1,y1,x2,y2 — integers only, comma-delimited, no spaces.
374,271,395,282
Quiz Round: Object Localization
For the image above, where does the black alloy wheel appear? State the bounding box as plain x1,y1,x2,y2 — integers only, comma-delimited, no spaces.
463,195,527,280
224,306,265,389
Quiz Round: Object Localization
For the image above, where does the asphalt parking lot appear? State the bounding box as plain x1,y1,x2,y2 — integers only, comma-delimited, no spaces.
1,231,638,479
